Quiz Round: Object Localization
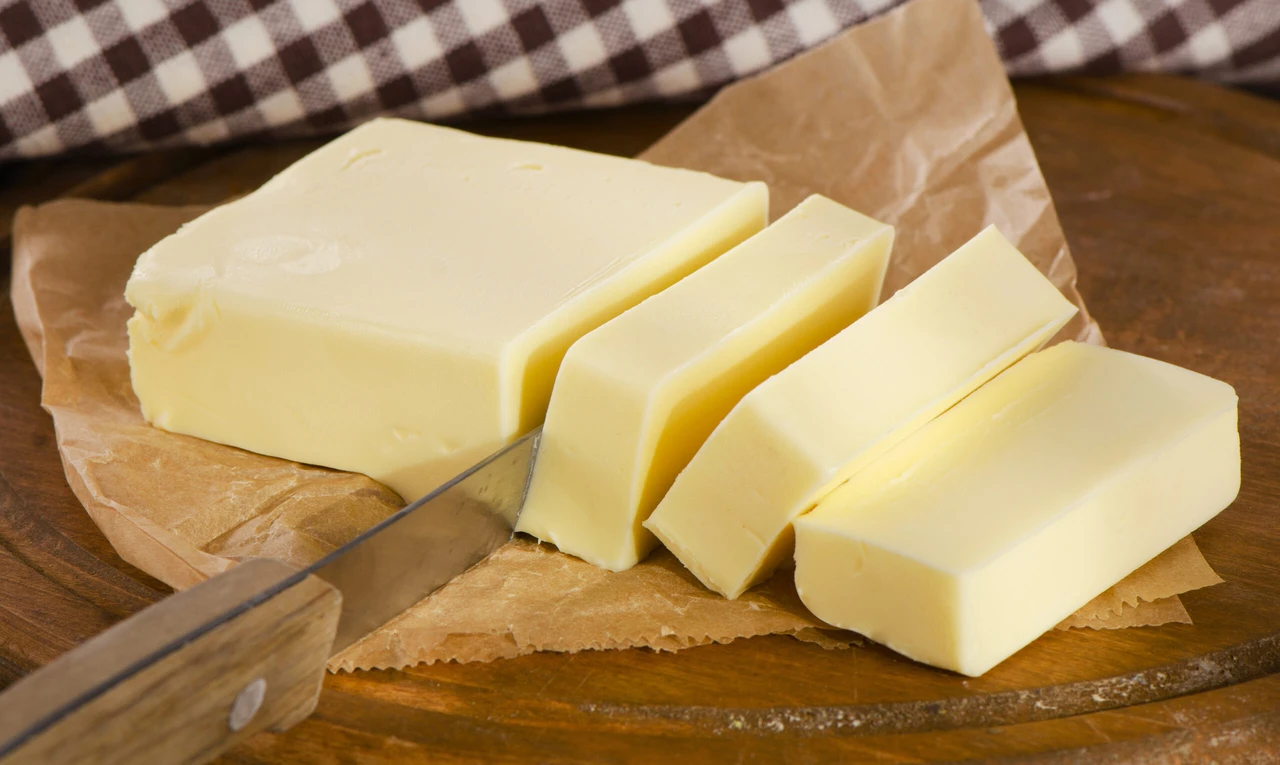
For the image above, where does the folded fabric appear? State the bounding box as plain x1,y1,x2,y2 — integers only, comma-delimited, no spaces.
0,0,1275,161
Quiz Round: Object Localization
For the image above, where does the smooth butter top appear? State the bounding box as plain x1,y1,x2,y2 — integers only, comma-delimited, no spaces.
567,194,892,390
802,341,1238,573
755,226,1077,469
125,118,758,355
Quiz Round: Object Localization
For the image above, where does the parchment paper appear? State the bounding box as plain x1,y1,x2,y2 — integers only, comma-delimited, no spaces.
9,0,1223,674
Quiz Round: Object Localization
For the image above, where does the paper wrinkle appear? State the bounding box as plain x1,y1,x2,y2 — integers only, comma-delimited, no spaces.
9,0,1218,673
643,0,1099,346
328,539,852,672
1059,597,1194,631
1054,537,1223,631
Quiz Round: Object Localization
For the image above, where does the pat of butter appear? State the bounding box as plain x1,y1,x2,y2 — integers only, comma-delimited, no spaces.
794,342,1240,676
516,195,893,571
125,118,767,501
644,226,1078,598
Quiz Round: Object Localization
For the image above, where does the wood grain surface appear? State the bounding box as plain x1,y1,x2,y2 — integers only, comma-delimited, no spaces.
1,76,1278,763
0,558,339,765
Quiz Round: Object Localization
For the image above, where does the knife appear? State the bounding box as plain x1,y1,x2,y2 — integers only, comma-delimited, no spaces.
0,429,541,765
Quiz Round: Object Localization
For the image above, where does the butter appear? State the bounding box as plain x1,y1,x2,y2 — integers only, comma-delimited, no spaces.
516,195,893,571
126,118,767,501
644,226,1078,598
794,342,1240,676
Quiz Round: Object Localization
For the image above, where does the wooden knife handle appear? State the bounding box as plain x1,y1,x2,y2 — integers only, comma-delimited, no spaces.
0,558,341,765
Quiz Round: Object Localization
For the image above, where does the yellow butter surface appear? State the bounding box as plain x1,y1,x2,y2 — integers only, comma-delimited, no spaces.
517,195,892,570
125,118,766,500
794,341,1240,676
645,226,1077,598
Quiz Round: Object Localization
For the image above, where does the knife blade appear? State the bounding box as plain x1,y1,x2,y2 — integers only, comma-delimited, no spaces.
310,427,541,653
0,429,542,765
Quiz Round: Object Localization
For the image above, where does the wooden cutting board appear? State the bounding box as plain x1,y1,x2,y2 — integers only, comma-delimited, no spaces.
1,74,1278,763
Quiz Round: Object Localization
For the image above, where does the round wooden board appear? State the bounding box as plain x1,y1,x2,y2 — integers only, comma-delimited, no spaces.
2,75,1278,763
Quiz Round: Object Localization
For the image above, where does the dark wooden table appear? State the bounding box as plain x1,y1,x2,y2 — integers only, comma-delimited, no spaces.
2,74,1279,763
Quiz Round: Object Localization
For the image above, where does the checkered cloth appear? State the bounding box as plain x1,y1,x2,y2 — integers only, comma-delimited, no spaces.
0,0,1276,161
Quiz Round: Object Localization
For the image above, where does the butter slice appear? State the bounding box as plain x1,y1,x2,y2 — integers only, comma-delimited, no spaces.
794,342,1240,676
126,118,767,501
644,226,1078,598
516,196,893,571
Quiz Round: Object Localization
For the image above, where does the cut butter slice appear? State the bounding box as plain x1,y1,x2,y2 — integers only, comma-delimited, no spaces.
516,195,893,571
125,118,767,501
794,341,1240,676
644,225,1078,598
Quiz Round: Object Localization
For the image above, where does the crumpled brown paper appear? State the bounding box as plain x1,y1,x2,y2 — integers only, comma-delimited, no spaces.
1055,537,1223,631
330,538,858,672
9,0,1222,674
641,0,1102,347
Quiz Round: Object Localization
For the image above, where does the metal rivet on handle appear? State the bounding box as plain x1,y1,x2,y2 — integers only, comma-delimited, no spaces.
228,678,267,732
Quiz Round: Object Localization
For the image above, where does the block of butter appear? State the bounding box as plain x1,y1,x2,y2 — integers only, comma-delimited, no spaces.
516,195,894,571
644,226,1078,598
125,118,767,501
794,341,1240,676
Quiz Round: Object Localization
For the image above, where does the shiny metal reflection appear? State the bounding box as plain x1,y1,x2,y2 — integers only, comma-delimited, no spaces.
309,429,540,654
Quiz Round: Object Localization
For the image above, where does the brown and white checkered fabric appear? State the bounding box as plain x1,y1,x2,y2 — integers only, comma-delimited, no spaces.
0,0,1276,161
